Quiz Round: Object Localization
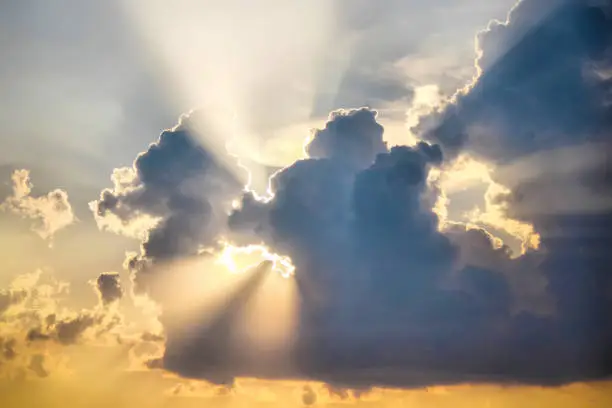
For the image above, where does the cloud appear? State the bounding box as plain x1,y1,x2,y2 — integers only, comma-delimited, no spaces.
445,224,553,316
432,154,542,254
419,0,612,160
95,273,123,306
416,0,612,319
91,111,245,294
53,314,98,346
0,270,126,376
146,98,611,388
305,108,388,169
409,0,612,386
159,107,569,387
87,0,612,390
1,169,75,242
5,0,612,402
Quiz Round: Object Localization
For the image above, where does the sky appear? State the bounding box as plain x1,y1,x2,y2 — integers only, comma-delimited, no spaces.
1,0,611,406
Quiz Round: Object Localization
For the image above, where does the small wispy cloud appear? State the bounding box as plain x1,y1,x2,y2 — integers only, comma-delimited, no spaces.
1,169,75,243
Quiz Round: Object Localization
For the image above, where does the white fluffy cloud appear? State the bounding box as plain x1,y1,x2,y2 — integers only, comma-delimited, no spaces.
1,169,75,242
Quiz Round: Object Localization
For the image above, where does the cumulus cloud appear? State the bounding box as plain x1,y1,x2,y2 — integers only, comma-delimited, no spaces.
148,107,568,387
410,0,612,386
417,0,612,312
0,271,176,392
95,273,123,306
419,0,612,161
164,100,611,387
53,314,99,345
6,0,612,403
445,225,553,316
305,108,387,169
91,111,245,294
1,169,75,241
87,0,612,390
433,155,542,253
0,270,130,380
20,307,105,348
415,0,612,240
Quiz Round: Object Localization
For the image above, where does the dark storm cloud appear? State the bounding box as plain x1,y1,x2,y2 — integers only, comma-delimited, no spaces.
419,0,612,161
415,0,612,323
417,0,612,263
92,111,244,294
409,0,612,386
95,0,612,389
149,100,612,387
161,108,556,387
516,212,612,378
95,273,123,306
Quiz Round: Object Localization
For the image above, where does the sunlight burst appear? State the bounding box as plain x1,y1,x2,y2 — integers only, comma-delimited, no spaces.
216,242,295,279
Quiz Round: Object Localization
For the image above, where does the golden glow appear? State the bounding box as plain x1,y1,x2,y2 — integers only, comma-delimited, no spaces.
234,271,299,367
140,256,257,331
428,167,449,227
134,243,298,368
405,84,443,143
468,179,541,252
216,243,295,279
436,155,540,255
1,266,610,407
1,367,611,408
